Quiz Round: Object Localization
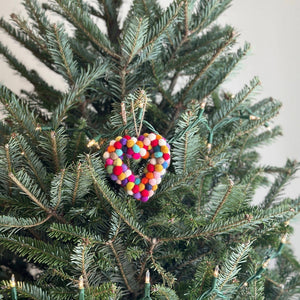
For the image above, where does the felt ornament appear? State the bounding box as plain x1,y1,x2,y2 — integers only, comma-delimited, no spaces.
103,133,171,202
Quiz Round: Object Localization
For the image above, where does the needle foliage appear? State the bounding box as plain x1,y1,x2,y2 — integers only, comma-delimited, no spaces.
0,0,299,299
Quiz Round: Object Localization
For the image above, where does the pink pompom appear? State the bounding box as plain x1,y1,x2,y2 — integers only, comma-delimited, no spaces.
128,175,135,182
132,153,141,160
148,190,154,197
106,158,113,165
153,172,161,179
143,138,150,146
149,178,156,186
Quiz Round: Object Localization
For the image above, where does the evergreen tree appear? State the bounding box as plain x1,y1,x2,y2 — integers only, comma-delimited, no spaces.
0,0,299,299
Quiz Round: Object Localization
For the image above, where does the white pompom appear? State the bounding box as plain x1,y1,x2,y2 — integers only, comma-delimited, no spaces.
140,148,147,156
125,170,132,177
148,133,156,141
158,139,166,146
103,151,110,159
150,158,157,165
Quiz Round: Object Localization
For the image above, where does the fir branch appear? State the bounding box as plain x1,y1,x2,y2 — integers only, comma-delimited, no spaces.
210,77,261,128
137,1,184,54
69,37,97,64
23,0,49,35
183,0,189,38
72,163,81,205
150,254,176,287
81,243,90,289
107,212,123,242
51,61,107,128
196,177,205,214
262,159,299,209
210,242,252,299
50,268,78,284
0,235,69,267
49,0,120,59
86,155,151,243
159,204,298,243
12,135,48,192
195,261,214,297
138,239,158,282
0,85,39,141
2,281,51,300
50,131,60,173
52,168,66,210
8,172,49,212
180,31,235,102
122,16,149,66
38,127,68,176
10,13,47,51
0,215,52,231
152,284,179,300
0,17,53,70
190,0,232,36
70,241,95,289
49,223,103,243
102,0,122,47
211,179,234,222
47,23,78,84
0,43,60,107
4,144,12,196
172,104,202,173
108,240,134,294
149,1,183,48
151,61,174,106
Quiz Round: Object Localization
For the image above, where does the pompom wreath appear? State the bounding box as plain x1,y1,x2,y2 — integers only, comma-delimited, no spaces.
103,133,171,202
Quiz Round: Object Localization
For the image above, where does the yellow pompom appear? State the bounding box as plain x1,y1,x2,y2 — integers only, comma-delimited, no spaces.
155,164,163,172
114,158,123,166
126,182,135,191
152,184,158,191
115,136,122,141
161,145,169,153
127,140,135,148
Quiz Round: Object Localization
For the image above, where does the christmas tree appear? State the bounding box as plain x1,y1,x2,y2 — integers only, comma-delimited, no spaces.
0,0,299,299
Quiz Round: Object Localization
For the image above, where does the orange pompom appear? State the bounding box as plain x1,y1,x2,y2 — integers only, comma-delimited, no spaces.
107,146,116,153
141,178,149,184
138,183,145,191
146,172,154,179
136,141,144,148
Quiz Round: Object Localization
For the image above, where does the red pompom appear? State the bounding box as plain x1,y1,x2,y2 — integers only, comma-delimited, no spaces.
124,135,131,140
113,166,123,176
132,185,139,193
151,139,158,147
114,141,122,149
163,153,170,160
141,189,149,197
147,164,155,172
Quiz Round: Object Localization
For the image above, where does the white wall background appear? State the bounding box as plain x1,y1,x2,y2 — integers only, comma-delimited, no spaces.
0,0,299,259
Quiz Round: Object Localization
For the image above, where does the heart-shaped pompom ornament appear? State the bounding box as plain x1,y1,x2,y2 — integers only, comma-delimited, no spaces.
103,133,171,202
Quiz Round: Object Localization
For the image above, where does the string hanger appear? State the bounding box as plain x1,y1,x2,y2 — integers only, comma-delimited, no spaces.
131,89,149,137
